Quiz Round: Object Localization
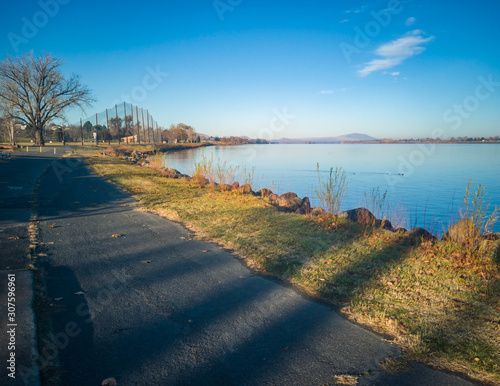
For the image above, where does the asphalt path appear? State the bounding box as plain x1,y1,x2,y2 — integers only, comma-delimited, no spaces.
34,155,476,385
0,146,73,386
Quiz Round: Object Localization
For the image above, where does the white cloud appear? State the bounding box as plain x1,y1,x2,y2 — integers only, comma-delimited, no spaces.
406,17,416,26
390,71,400,76
320,90,333,94
358,30,434,77
340,19,349,23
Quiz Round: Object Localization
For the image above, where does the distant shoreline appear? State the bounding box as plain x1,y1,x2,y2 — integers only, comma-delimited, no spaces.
267,140,500,145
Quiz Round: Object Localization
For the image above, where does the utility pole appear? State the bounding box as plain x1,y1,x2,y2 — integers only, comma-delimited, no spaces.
106,108,110,145
123,102,128,144
115,104,121,144
151,115,155,145
141,108,146,144
146,109,151,144
136,105,141,144
131,104,135,144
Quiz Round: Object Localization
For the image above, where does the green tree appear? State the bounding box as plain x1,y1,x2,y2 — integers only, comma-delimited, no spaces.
83,121,93,139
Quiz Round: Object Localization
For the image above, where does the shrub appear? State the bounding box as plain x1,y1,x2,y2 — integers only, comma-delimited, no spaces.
453,179,499,263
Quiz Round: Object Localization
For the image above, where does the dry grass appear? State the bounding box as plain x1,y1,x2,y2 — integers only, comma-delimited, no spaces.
82,150,500,385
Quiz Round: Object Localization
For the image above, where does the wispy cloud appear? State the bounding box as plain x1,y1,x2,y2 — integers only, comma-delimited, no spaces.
358,30,434,77
406,16,416,26
340,19,349,23
320,90,333,94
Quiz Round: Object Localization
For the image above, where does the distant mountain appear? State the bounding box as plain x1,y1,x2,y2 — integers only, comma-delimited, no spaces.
270,133,379,144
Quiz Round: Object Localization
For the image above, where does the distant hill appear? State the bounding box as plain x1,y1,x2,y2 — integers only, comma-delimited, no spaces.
270,133,379,144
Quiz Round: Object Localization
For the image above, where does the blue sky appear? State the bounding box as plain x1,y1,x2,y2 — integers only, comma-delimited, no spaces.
1,0,499,139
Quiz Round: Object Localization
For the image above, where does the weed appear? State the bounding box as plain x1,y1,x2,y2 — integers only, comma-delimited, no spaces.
315,164,347,216
453,179,499,263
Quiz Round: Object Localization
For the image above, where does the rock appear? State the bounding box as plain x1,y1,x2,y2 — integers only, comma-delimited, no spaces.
394,227,407,233
310,207,326,217
406,227,436,245
375,218,393,230
257,188,273,198
239,184,253,194
338,208,376,224
443,219,479,243
161,168,182,178
219,183,231,192
231,181,240,191
277,192,303,212
268,193,280,202
296,197,311,215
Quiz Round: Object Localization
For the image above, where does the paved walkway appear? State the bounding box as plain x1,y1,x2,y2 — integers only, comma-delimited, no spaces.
0,146,73,386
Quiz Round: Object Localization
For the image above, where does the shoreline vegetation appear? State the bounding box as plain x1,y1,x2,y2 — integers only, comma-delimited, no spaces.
78,144,500,385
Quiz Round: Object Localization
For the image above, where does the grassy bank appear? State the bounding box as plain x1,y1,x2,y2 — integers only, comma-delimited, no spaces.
81,148,500,384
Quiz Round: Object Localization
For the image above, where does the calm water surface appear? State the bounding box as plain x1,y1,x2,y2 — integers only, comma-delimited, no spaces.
164,144,500,234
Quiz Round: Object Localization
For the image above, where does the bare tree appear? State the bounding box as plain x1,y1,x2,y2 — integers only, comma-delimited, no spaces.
0,52,95,146
0,99,18,145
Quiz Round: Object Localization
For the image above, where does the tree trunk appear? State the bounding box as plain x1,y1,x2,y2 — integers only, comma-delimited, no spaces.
9,122,15,146
35,127,45,146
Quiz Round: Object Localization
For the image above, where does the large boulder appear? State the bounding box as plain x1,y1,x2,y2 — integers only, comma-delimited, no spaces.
231,181,240,191
338,207,376,224
310,207,326,217
296,197,311,215
239,184,254,195
160,167,183,179
406,227,436,245
443,219,479,244
219,183,231,192
256,188,273,198
277,192,303,212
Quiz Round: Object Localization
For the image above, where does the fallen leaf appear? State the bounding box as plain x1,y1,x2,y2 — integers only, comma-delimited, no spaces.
387,281,394,286
48,224,56,229
139,260,151,264
179,236,186,240
8,236,20,240
101,378,117,385
202,250,209,253
54,297,63,301
74,291,85,295
111,234,122,238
